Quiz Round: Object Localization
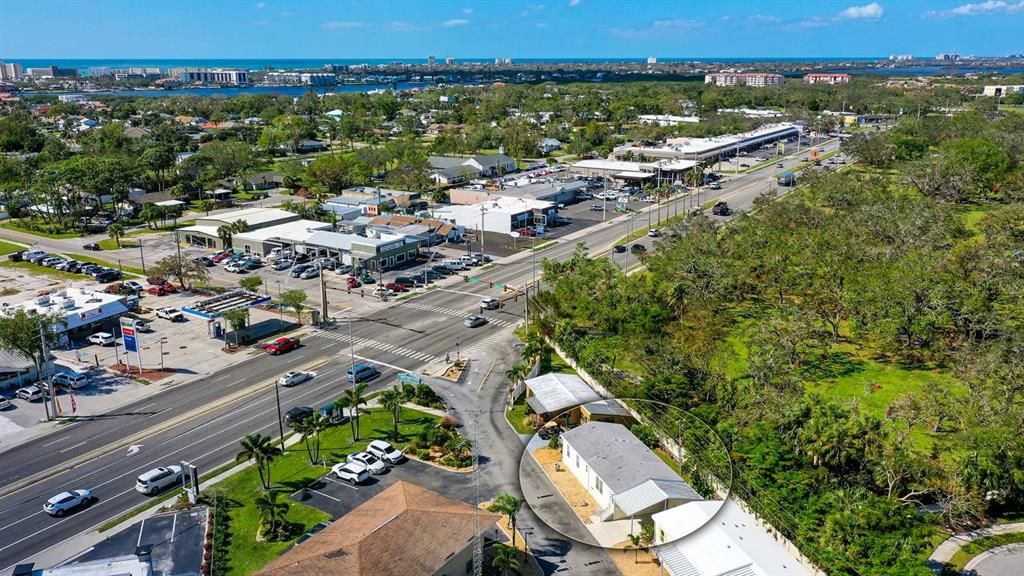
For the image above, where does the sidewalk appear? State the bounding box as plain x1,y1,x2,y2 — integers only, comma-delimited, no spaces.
928,522,1024,573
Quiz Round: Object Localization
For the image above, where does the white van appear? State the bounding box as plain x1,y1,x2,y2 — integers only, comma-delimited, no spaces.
443,259,468,271
52,372,89,390
136,465,183,495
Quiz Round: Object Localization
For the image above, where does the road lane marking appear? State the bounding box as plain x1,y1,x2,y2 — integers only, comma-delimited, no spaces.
58,441,88,454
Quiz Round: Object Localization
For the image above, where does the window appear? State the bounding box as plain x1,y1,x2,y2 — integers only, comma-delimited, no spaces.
575,454,580,468
464,558,473,575
595,477,603,494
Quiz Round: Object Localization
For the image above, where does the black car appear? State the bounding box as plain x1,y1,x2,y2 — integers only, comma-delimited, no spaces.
83,243,101,251
421,269,444,280
65,262,82,273
293,253,310,264
612,245,627,253
394,276,417,288
711,201,732,216
194,256,215,267
284,406,314,427
290,264,312,278
431,265,454,276
630,244,647,255
95,270,121,283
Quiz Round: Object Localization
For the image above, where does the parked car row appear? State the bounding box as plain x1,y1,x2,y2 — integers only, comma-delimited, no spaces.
16,251,123,283
331,440,406,484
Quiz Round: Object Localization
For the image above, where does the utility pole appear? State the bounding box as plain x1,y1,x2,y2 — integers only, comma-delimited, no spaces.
138,239,146,274
347,312,357,393
273,378,286,453
319,266,328,327
479,204,487,258
40,323,56,420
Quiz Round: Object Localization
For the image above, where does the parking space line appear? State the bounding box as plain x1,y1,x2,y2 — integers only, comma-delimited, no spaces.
171,511,177,543
323,476,359,490
310,488,343,501
137,518,145,547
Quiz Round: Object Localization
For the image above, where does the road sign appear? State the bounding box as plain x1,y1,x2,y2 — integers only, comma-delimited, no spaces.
469,277,480,283
398,372,421,385
122,324,137,353
496,283,504,290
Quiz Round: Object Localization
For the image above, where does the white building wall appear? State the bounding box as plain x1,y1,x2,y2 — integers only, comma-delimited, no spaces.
561,440,614,510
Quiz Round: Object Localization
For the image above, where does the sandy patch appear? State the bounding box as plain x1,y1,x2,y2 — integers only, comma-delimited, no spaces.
532,447,599,524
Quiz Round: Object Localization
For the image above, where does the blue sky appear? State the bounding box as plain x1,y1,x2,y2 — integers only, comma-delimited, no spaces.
0,0,1019,59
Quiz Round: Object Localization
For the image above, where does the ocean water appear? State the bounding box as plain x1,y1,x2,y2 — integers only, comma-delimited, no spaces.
11,57,888,74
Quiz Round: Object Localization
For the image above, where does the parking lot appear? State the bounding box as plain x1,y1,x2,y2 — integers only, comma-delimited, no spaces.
76,508,206,576
295,457,476,519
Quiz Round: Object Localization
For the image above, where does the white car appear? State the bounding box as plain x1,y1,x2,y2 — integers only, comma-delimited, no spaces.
346,451,388,474
648,228,661,238
0,394,11,410
366,439,405,464
331,461,370,484
16,386,44,402
136,465,183,495
278,371,312,387
88,332,115,346
224,262,246,273
480,298,500,311
372,287,395,298
43,489,95,517
52,372,89,390
133,320,152,332
156,308,185,322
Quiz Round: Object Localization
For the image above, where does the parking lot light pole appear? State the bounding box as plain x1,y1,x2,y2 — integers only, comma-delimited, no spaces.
275,280,283,326
273,377,286,453
348,312,356,392
138,239,146,274
159,338,166,371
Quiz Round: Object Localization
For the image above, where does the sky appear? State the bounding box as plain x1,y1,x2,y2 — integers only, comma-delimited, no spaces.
0,0,1020,60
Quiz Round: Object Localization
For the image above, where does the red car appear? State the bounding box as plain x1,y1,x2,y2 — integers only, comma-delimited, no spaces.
346,277,362,289
384,282,407,293
146,283,178,296
265,337,300,355
515,227,537,237
211,251,232,263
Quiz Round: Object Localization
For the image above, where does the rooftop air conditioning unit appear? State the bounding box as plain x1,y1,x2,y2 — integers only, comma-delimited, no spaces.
35,295,51,306
62,298,76,309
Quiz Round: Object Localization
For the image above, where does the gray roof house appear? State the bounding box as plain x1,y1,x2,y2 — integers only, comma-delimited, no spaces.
561,421,702,521
429,154,517,182
524,372,601,417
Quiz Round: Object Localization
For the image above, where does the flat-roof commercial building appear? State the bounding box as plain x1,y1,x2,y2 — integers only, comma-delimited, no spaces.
804,73,852,85
705,72,784,87
429,154,517,185
451,180,587,206
433,196,556,235
570,158,697,185
302,230,421,270
3,288,133,344
178,208,302,250
612,123,800,162
232,219,334,256
653,499,813,576
257,481,500,576
561,421,702,522
637,114,700,126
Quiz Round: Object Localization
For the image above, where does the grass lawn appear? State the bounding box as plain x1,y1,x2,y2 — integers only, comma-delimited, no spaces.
218,407,440,575
0,240,26,255
506,401,536,435
0,260,87,281
1,219,82,239
98,238,141,250
948,532,1024,570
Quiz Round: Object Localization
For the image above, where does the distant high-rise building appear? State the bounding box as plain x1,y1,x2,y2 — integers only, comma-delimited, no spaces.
888,54,913,61
445,57,455,65
173,68,249,85
88,66,113,77
647,56,657,64
495,57,512,65
427,55,437,66
705,72,784,87
936,53,960,61
26,65,58,78
0,62,23,80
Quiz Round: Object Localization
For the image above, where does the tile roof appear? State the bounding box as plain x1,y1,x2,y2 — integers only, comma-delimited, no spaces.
257,481,499,576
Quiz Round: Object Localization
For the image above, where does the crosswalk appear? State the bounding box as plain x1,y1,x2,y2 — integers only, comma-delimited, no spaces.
459,327,516,359
398,301,517,328
309,328,444,365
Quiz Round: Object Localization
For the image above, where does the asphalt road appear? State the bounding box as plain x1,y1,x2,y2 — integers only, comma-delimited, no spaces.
0,138,841,574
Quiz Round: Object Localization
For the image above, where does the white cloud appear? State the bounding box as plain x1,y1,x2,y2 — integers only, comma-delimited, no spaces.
442,18,470,27
837,2,884,19
521,3,546,16
924,0,1024,17
386,21,419,31
322,20,365,29
569,0,582,6
256,1,265,7
651,18,700,30
463,7,474,14
747,14,781,23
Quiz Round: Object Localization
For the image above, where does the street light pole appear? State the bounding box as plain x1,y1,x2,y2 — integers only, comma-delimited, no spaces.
276,280,283,326
273,378,286,453
159,338,165,371
347,311,357,392
138,239,146,274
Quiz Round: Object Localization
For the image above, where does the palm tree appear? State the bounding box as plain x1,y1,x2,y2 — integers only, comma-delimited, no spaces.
379,385,405,440
107,223,125,248
487,492,525,550
521,330,545,365
230,219,249,234
491,543,520,575
236,433,281,490
294,412,329,465
255,490,290,540
337,382,369,441
216,224,234,249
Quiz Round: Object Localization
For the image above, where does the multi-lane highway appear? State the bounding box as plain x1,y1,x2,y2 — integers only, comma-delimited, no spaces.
0,136,842,574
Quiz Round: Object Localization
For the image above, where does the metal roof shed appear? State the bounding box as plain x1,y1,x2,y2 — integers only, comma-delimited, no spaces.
524,372,601,416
